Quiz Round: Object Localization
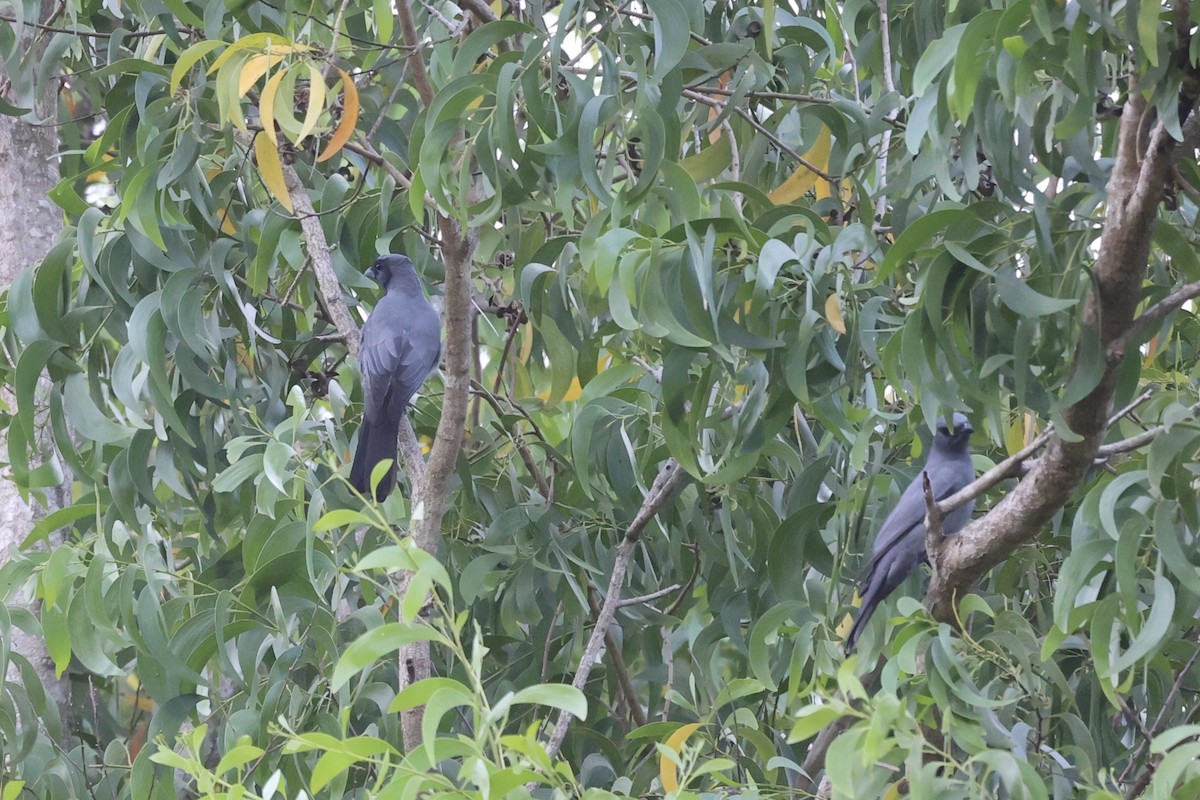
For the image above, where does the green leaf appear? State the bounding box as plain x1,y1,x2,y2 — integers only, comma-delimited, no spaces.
313,509,375,531
215,744,265,776
1113,572,1175,672
913,23,966,96
951,11,1002,122
451,21,536,78
1138,0,1161,67
876,208,972,282
62,374,132,444
644,0,692,77
332,623,448,690
511,684,588,718
212,453,264,493
389,677,473,713
994,269,1077,316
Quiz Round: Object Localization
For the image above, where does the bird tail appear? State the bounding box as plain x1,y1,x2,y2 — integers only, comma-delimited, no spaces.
843,568,880,655
349,415,401,500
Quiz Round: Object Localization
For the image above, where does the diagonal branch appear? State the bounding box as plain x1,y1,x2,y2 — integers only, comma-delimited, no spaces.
281,159,359,353
1096,400,1200,458
395,0,435,107
924,69,1200,622
936,428,1054,517
458,0,498,24
543,459,689,759
1107,278,1200,361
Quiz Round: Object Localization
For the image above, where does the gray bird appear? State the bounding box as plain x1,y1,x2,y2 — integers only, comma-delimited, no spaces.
843,413,975,653
349,254,441,501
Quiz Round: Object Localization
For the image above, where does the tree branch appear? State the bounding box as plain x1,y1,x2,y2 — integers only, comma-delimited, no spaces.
458,0,499,24
280,160,359,352
935,428,1054,517
385,0,479,753
587,586,648,730
469,380,552,500
873,0,899,226
395,0,435,108
924,69,1200,622
1108,278,1200,361
921,470,945,562
618,583,681,608
543,459,688,759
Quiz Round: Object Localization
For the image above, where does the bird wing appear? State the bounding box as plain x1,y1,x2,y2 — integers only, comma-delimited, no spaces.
360,297,441,422
866,457,974,570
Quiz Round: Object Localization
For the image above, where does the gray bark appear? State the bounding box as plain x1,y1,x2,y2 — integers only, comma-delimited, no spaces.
0,14,71,711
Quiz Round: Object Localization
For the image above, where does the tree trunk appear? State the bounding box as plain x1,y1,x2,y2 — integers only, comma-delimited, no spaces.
0,13,71,711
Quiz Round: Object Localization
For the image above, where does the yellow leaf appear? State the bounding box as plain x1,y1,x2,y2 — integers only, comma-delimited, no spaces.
882,782,903,800
258,67,288,146
235,338,256,371
317,68,359,163
518,322,533,365
217,207,238,235
836,591,860,643
824,292,846,334
767,126,831,205
707,70,732,144
296,63,327,145
207,35,306,74
1143,333,1160,364
537,377,581,404
238,52,285,96
1005,413,1037,456
254,133,294,213
660,723,703,793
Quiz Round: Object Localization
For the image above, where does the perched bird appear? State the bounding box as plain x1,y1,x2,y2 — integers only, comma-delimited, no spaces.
844,413,976,653
349,254,442,501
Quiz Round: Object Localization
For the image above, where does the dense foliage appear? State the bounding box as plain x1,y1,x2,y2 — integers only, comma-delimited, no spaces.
2,0,1200,797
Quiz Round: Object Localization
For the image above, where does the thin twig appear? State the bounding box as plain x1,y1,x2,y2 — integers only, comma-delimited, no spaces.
664,544,700,616
617,583,682,608
541,598,565,683
321,0,354,81
1108,278,1200,360
1096,402,1200,457
721,117,743,212
616,5,712,45
873,0,899,227
1120,632,1200,788
1150,634,1200,734
587,586,648,729
1126,704,1200,797
938,390,1156,515
492,315,521,394
395,0,435,107
0,13,167,38
631,355,663,383
470,380,553,500
459,0,499,24
543,459,689,759
681,88,834,180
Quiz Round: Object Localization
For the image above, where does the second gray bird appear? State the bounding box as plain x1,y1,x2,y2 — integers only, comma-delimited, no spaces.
349,254,442,501
843,413,975,653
